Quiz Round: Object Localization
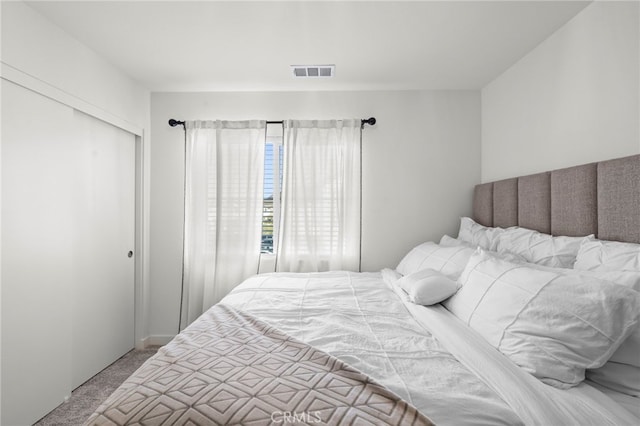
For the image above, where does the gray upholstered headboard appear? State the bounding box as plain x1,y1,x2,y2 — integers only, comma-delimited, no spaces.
472,154,640,244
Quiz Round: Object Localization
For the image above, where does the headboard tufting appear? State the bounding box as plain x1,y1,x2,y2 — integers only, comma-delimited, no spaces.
518,172,551,234
493,178,518,228
472,183,494,227
473,154,640,244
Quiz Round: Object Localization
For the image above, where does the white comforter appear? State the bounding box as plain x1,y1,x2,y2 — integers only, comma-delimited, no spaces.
222,271,521,425
222,270,639,426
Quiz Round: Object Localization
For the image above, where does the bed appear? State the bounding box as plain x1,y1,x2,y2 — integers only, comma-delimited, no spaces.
86,154,640,425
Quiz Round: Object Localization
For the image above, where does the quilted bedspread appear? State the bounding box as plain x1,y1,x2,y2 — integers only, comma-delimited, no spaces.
85,304,433,426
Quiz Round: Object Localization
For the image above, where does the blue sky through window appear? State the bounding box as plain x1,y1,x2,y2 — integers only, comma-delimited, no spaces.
264,142,274,199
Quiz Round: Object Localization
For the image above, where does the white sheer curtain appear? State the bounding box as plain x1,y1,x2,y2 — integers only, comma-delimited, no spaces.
276,119,361,273
181,120,265,330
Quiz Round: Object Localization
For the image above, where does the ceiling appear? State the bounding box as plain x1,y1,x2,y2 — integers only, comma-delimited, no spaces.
25,1,591,92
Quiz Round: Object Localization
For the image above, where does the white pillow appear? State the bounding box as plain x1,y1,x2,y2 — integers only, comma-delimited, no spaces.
457,217,504,250
570,269,640,367
396,242,474,279
573,240,640,396
440,234,528,263
439,234,475,248
574,239,640,271
518,263,640,395
443,250,640,389
396,269,459,306
495,226,592,268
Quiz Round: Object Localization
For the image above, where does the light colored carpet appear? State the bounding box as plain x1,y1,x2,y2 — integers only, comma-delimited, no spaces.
34,347,159,426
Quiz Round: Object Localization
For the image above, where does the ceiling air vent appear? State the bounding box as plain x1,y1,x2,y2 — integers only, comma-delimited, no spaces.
291,65,335,78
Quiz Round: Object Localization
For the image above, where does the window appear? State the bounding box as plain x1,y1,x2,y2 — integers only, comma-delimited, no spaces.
261,128,283,254
259,120,361,274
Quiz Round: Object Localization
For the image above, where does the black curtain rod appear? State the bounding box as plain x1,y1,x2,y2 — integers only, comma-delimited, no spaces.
168,117,376,129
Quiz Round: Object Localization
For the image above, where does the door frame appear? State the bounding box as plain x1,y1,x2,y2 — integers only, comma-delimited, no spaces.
1,63,150,350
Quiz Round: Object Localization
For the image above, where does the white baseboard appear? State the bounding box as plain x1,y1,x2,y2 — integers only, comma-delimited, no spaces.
142,335,175,348
136,338,148,350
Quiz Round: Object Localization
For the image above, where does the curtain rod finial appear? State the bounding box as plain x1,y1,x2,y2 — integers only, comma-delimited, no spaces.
361,117,376,128
169,119,185,128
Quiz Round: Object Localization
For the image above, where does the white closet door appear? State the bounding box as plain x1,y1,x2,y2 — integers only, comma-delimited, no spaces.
2,80,75,425
1,80,136,425
71,110,135,388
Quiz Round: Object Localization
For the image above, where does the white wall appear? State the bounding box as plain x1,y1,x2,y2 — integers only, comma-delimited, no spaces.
481,1,640,182
149,90,480,339
1,1,151,348
1,1,149,129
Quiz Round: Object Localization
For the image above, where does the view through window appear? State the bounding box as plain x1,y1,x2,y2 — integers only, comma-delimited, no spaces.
261,128,283,253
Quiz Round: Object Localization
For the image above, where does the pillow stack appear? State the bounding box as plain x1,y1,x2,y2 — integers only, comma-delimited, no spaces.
395,217,640,392
443,249,640,389
394,218,640,391
494,227,592,268
456,217,592,268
